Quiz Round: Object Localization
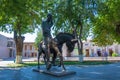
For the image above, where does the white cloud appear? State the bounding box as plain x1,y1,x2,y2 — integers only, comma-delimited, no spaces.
0,31,36,42
24,33,37,42
0,32,13,37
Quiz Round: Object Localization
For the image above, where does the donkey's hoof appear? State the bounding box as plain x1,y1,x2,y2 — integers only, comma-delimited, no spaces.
62,70,65,72
46,63,51,70
58,65,61,67
62,69,66,72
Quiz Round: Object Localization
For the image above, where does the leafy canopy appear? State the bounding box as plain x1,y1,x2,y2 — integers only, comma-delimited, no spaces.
92,0,120,46
0,0,42,35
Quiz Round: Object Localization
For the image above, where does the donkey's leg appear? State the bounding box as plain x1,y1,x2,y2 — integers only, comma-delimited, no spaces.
44,45,51,70
52,50,57,66
38,50,42,69
38,52,40,69
53,46,66,71
59,54,66,71
58,45,62,67
43,54,47,65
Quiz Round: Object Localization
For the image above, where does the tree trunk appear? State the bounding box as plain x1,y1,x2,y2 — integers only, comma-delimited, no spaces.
14,29,24,64
73,25,83,62
77,19,84,62
78,37,83,62
15,36,24,63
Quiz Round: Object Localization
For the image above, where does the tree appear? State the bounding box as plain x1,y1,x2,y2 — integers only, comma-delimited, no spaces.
55,0,96,62
92,0,120,46
0,0,42,63
36,0,97,62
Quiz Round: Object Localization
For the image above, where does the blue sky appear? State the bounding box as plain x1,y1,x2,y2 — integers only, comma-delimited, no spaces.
0,31,37,42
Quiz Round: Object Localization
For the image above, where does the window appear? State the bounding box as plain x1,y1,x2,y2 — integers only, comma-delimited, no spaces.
7,41,13,47
30,45,32,50
85,43,88,46
25,45,27,50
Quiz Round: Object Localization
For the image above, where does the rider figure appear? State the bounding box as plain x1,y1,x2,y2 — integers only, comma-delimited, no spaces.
41,13,53,69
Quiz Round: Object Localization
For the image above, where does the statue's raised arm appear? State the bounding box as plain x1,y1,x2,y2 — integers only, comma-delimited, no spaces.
41,13,53,38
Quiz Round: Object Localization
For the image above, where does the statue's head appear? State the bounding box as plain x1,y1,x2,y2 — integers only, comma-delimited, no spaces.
47,13,52,22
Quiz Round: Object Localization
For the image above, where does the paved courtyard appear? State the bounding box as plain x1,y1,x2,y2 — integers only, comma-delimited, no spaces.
0,62,120,80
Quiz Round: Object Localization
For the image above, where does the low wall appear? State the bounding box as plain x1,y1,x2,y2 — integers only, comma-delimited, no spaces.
63,56,120,61
26,57,120,62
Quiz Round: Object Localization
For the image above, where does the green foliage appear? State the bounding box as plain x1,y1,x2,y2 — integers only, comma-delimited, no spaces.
35,0,97,48
0,0,43,63
92,0,120,46
0,0,41,34
36,0,97,39
1,0,120,48
52,0,95,38
34,29,43,48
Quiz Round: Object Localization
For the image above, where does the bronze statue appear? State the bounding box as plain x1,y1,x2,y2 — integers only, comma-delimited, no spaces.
38,32,78,71
34,14,77,76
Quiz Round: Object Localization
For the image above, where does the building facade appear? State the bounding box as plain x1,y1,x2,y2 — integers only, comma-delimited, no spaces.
0,34,16,58
64,40,120,57
1,33,120,58
81,41,120,57
22,42,37,58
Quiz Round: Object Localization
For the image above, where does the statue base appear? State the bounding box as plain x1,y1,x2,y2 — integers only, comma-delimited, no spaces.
33,68,76,77
33,69,44,72
43,70,76,77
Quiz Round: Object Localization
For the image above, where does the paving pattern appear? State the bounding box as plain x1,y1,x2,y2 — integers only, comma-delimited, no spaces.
0,63,120,80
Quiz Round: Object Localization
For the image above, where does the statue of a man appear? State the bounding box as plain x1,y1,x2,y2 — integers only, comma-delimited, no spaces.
42,13,53,39
41,13,53,69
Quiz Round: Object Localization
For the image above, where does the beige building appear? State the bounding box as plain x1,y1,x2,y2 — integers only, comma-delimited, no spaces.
0,34,37,58
1,33,120,59
22,42,37,57
65,40,120,57
0,34,16,58
22,41,120,58
82,41,120,57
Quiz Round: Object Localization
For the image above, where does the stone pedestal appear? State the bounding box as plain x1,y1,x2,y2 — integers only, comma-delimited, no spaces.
33,69,44,72
44,70,76,77
33,68,76,77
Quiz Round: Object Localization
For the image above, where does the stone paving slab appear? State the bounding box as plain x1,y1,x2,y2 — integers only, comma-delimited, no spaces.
0,63,120,80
